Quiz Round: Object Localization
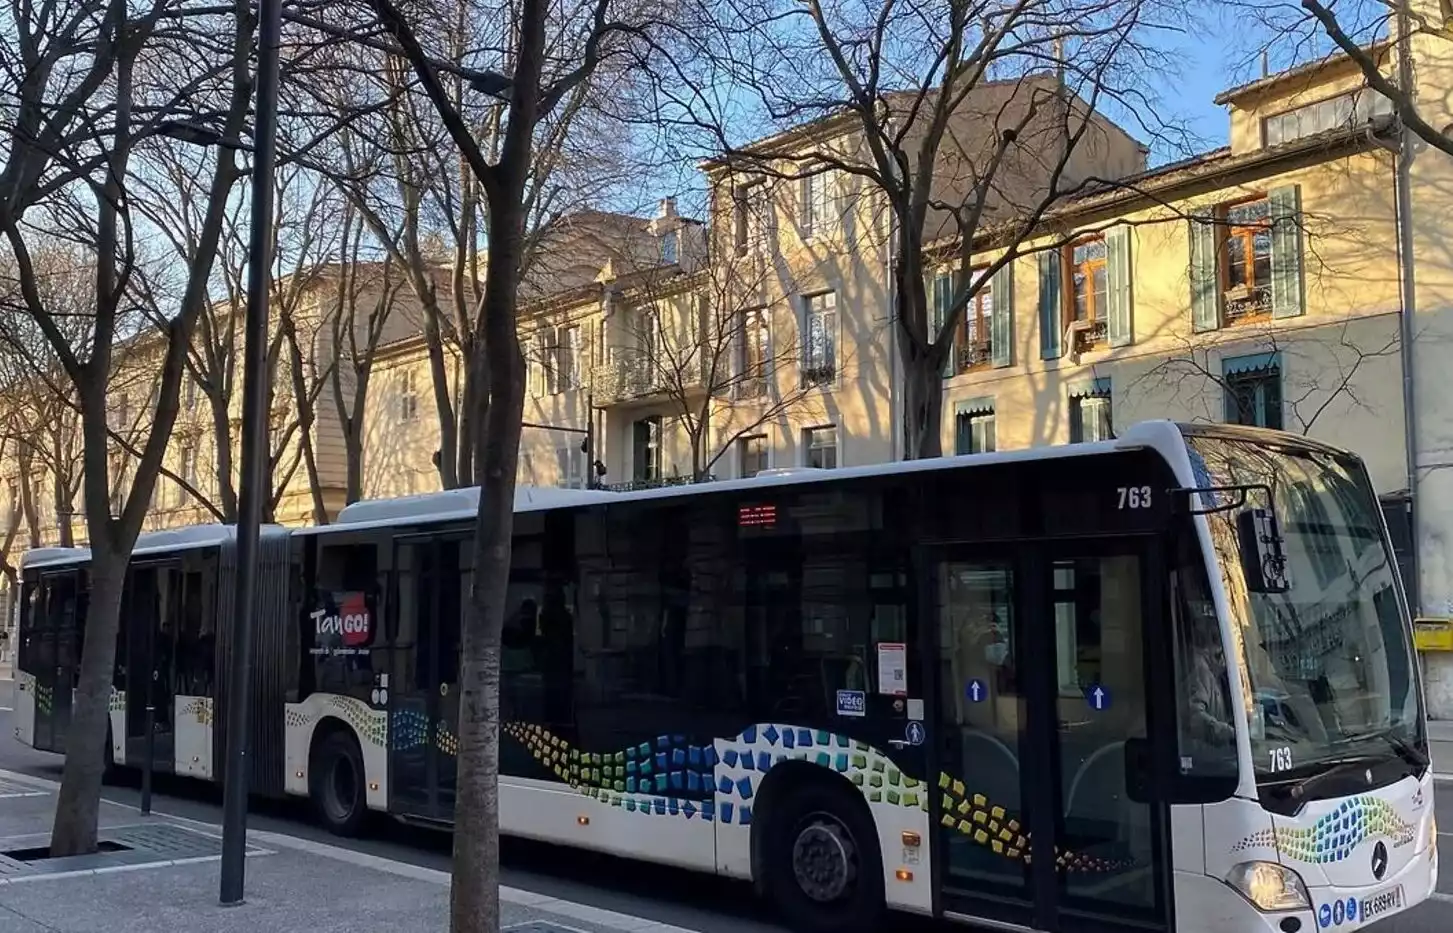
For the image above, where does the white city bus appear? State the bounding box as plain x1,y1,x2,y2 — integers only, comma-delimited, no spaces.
14,421,1436,933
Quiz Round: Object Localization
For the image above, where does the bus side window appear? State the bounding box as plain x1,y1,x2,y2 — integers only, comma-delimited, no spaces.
1170,531,1239,795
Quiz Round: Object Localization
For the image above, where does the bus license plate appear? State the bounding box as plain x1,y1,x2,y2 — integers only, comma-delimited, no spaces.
1361,885,1404,922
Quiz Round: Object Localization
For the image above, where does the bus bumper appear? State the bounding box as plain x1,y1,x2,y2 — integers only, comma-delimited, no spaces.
1174,841,1435,932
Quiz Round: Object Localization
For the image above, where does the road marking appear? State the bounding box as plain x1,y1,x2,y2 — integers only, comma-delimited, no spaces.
0,707,13,712
0,766,708,933
1431,892,1453,904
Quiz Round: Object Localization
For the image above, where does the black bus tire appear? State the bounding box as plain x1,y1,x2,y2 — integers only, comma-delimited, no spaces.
763,779,886,933
310,728,368,837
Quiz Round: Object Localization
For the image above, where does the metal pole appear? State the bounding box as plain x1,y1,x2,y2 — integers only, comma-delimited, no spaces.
141,669,155,815
219,0,281,904
1394,1,1422,615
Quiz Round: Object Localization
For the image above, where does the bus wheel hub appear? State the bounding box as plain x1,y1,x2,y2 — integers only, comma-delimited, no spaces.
792,818,856,902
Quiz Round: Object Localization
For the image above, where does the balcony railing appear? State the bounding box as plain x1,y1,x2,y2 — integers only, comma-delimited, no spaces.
590,351,708,406
1073,319,1108,353
1224,285,1273,324
952,341,993,373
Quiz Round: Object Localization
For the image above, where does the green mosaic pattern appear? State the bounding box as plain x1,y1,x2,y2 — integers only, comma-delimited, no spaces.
179,697,213,726
286,696,386,747
1235,795,1418,864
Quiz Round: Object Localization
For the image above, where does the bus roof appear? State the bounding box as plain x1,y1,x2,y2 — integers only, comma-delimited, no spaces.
296,421,1202,537
18,523,289,571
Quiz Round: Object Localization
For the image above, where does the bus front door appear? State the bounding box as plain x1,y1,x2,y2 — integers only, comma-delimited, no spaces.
388,536,463,823
928,538,1171,933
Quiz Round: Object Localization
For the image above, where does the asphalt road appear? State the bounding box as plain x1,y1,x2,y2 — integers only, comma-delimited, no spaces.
0,679,1449,933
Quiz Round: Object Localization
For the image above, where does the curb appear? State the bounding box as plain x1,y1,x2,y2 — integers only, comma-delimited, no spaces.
0,768,703,933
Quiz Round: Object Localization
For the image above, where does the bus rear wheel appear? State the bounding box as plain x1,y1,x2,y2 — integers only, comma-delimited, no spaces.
764,781,884,933
310,729,367,837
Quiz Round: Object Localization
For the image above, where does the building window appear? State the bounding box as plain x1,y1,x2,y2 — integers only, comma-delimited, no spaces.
1263,90,1393,147
954,273,993,372
555,445,584,489
556,325,581,391
1222,198,1272,323
1069,387,1113,443
632,416,661,483
955,405,996,455
737,308,769,398
1223,353,1282,430
734,183,772,255
801,169,833,238
398,369,418,421
183,377,197,408
1066,236,1108,349
111,393,130,432
803,425,838,469
661,230,679,265
802,291,837,386
174,445,196,507
739,434,768,478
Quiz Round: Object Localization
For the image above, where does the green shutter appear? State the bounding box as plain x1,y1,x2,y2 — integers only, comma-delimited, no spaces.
1038,250,1062,360
1269,185,1305,319
1106,225,1133,347
1189,217,1220,332
991,261,1013,368
931,273,952,377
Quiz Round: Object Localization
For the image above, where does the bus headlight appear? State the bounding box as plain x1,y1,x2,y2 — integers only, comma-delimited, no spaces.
1227,861,1312,912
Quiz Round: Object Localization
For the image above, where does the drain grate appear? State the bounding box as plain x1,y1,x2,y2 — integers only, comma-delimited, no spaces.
0,822,269,880
106,823,236,860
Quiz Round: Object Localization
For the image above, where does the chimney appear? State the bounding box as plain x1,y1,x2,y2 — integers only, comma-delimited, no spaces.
657,196,678,220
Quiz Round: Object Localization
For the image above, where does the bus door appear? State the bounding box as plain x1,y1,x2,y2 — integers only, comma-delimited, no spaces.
122,563,178,773
34,570,83,754
388,534,464,822
926,537,1172,933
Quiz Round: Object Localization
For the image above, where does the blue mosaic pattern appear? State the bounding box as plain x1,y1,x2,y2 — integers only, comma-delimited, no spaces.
1235,795,1418,864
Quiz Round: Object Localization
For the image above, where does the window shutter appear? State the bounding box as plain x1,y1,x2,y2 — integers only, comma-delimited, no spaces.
1106,225,1133,347
1189,218,1220,332
1038,250,1062,360
931,273,953,378
990,262,1013,368
1269,185,1305,319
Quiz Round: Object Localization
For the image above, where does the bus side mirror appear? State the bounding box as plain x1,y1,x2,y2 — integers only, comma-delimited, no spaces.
1124,736,1152,804
1236,507,1290,594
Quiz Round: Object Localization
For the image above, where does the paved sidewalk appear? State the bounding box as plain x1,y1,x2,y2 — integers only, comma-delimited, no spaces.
1430,719,1453,779
0,769,698,933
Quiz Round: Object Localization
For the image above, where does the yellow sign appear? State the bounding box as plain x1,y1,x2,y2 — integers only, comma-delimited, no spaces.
1414,619,1453,652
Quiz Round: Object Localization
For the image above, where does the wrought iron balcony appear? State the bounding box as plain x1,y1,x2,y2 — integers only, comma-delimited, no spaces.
590,351,708,406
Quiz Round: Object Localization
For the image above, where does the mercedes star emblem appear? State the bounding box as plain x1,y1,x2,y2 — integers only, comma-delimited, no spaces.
1372,841,1388,881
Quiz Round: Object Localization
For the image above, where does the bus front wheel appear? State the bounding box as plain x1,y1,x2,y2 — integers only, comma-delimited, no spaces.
310,728,367,837
764,781,885,933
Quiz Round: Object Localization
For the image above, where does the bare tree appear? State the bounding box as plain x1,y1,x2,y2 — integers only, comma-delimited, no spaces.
651,0,1187,458
1127,316,1401,435
0,0,254,854
586,246,827,481
326,206,405,508
339,0,652,926
1233,0,1453,159
296,0,642,490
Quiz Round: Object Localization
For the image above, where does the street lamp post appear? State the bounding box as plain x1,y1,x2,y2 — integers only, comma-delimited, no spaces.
218,0,282,905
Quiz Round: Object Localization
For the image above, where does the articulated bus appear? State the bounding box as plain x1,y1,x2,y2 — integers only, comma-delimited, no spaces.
13,421,1436,933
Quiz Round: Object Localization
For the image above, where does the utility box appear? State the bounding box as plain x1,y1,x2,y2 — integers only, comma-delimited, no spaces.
1414,618,1453,652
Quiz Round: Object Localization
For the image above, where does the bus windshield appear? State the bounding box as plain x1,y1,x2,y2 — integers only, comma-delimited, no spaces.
1184,431,1423,781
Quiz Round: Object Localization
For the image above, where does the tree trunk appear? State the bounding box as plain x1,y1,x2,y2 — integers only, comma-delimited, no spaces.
52,477,74,547
424,306,460,489
48,542,123,855
451,260,525,933
210,394,239,522
901,345,945,460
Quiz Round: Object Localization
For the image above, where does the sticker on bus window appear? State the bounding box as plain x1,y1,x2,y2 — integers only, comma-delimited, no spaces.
835,689,866,718
877,643,907,696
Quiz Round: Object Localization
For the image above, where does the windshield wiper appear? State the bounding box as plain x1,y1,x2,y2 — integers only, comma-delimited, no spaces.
1369,730,1429,769
1263,755,1384,806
